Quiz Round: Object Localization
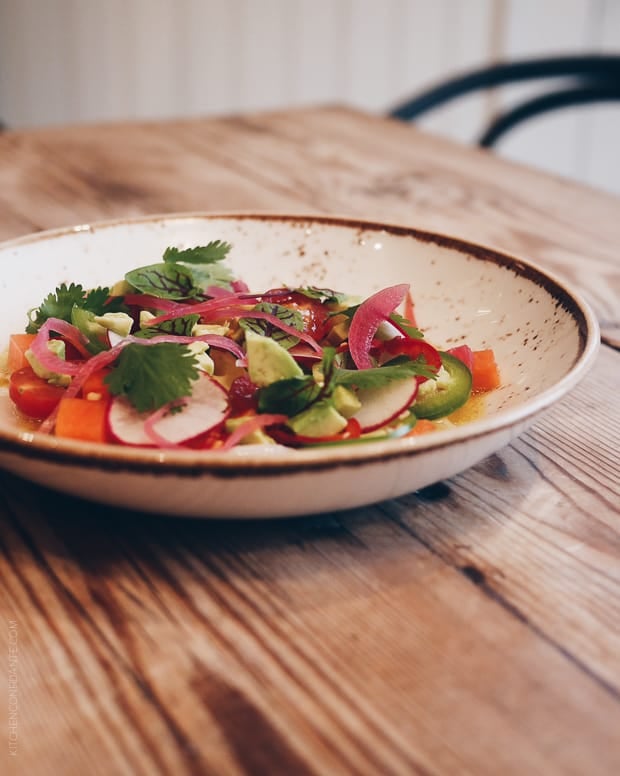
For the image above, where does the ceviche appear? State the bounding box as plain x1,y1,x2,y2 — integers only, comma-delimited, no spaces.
3,242,500,449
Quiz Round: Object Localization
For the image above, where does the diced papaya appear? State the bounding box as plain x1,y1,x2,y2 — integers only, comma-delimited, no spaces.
7,334,36,373
471,349,501,392
81,368,112,401
55,397,109,443
406,418,437,436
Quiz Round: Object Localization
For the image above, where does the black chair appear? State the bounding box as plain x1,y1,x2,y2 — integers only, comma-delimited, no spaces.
389,54,620,147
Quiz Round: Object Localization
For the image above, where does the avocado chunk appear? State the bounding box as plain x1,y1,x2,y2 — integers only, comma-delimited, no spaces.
25,340,71,387
93,312,133,337
288,399,348,438
245,330,303,387
332,385,361,418
225,416,276,445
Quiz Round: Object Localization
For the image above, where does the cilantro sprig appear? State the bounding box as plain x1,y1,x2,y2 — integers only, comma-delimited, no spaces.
105,343,199,412
26,283,121,334
125,242,234,300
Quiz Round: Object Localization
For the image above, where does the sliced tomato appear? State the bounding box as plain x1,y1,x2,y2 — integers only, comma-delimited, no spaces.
9,367,67,420
276,292,331,339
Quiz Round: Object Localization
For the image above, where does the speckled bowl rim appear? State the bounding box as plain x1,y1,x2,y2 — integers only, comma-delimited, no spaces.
0,212,600,477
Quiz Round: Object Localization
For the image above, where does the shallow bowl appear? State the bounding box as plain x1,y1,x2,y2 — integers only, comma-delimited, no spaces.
0,213,599,517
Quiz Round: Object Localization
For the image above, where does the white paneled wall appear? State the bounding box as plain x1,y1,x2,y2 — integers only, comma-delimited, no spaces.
0,0,618,193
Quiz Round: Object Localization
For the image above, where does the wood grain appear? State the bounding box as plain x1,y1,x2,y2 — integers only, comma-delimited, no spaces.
0,107,619,775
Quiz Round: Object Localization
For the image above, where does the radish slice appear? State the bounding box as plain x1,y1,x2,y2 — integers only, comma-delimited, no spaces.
108,374,229,447
352,377,418,432
107,331,125,348
349,284,409,369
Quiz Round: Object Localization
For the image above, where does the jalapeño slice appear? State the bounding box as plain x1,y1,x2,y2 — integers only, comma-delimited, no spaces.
413,352,472,420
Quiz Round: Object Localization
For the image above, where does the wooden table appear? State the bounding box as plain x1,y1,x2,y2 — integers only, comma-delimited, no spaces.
1,107,619,776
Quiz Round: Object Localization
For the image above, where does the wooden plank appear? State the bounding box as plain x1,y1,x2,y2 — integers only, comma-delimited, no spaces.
0,107,618,324
0,107,619,774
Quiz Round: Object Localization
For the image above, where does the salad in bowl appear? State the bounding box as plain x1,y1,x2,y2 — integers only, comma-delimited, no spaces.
0,213,597,517
4,240,500,450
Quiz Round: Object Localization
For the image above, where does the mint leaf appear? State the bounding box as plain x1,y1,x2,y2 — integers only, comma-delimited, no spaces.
239,303,304,349
163,242,232,264
135,314,200,339
257,377,321,416
105,343,199,412
125,263,199,300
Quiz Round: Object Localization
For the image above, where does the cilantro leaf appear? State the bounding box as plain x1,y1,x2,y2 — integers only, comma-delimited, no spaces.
239,303,304,349
333,356,434,390
124,263,200,300
163,242,232,264
83,287,112,314
26,283,118,333
135,314,200,339
27,283,85,333
257,377,321,416
389,312,423,340
105,343,199,412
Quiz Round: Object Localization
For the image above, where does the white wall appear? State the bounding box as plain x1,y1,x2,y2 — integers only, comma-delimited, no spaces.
0,0,618,194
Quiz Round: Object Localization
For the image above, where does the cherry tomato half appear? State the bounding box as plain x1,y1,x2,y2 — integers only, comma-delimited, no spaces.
9,367,67,420
277,292,331,340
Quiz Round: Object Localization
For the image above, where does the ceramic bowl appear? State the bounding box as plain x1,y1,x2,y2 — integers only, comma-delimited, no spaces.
0,213,599,517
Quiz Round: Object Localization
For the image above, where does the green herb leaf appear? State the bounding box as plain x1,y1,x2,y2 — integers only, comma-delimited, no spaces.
124,263,200,300
257,377,321,416
337,303,360,320
239,303,304,349
105,343,199,412
26,283,117,333
125,242,235,300
135,314,200,339
389,312,423,340
27,283,85,333
186,262,234,293
333,356,434,390
163,242,232,264
290,286,348,305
